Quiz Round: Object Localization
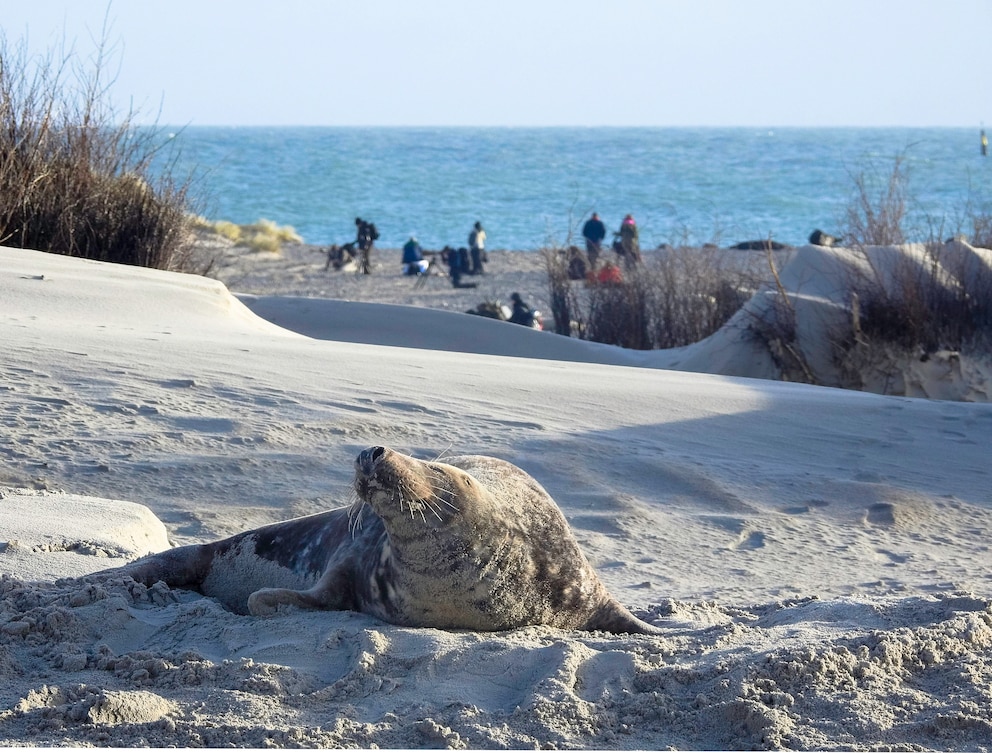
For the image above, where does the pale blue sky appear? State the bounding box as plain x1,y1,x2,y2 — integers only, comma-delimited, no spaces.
2,0,989,127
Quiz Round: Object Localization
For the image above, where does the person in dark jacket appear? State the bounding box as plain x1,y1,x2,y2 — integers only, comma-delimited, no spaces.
402,236,428,275
615,214,640,267
581,212,607,268
444,247,477,289
355,217,379,274
508,292,535,327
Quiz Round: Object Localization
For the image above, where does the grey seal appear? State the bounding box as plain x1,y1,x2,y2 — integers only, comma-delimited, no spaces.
112,446,660,634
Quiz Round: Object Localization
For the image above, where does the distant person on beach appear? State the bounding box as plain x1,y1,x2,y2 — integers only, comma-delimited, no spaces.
508,292,536,327
442,247,459,282
445,247,477,288
355,217,379,274
982,129,988,157
595,260,623,285
402,236,429,275
615,214,640,266
468,221,487,275
581,212,607,267
324,242,357,271
567,246,588,280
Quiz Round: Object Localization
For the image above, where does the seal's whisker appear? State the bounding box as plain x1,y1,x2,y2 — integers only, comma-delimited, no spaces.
425,486,460,513
435,494,460,512
412,482,452,517
431,442,455,462
425,475,460,512
421,497,445,521
394,488,411,518
348,496,368,537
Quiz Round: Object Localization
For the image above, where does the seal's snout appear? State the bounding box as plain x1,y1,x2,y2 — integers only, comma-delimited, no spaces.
357,446,387,474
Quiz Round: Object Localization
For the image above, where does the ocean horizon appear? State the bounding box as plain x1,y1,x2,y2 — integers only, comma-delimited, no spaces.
153,126,991,251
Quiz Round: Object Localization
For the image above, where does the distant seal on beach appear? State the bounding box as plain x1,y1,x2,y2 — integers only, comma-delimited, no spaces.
731,239,789,251
110,446,660,635
808,229,841,247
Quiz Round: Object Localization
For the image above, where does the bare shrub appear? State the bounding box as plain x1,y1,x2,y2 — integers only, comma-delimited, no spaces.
843,153,909,247
0,30,196,270
742,249,819,383
968,209,992,250
849,243,992,355
544,245,761,350
647,246,756,349
542,247,581,336
586,274,651,349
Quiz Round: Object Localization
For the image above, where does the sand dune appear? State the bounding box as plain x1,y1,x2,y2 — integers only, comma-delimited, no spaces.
1,244,990,748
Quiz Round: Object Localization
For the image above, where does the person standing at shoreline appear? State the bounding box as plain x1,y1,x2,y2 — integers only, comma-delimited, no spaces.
582,212,607,268
616,214,640,266
469,221,486,275
355,217,379,274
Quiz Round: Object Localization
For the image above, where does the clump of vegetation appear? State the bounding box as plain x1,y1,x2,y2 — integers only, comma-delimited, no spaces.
543,248,580,337
544,246,760,350
848,243,992,355
964,203,992,251
0,31,196,269
842,153,910,247
746,154,992,395
827,156,992,383
191,216,302,254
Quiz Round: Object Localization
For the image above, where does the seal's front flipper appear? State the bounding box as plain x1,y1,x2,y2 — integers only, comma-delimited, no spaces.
248,587,318,615
248,566,356,616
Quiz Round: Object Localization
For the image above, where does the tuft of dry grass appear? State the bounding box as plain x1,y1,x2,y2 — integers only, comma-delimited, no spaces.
191,216,303,255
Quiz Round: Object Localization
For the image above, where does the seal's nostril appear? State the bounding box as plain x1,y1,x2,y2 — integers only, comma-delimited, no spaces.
357,446,386,470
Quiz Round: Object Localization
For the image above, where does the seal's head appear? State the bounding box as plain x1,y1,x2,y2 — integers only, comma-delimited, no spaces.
352,446,473,530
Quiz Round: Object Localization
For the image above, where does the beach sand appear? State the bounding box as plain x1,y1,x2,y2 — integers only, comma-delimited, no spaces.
1,241,991,749
201,240,556,319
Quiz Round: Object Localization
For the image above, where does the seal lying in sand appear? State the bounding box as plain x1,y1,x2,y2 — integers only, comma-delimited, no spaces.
114,446,660,634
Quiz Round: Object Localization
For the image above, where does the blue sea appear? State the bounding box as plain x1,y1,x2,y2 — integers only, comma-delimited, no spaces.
154,127,991,251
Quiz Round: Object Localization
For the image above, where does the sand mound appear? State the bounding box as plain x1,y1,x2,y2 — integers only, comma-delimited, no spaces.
0,489,170,581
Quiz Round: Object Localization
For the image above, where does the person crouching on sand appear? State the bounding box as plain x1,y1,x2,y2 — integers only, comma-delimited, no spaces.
402,236,429,275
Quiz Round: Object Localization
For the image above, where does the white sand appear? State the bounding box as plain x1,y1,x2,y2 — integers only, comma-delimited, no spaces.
1,242,991,749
